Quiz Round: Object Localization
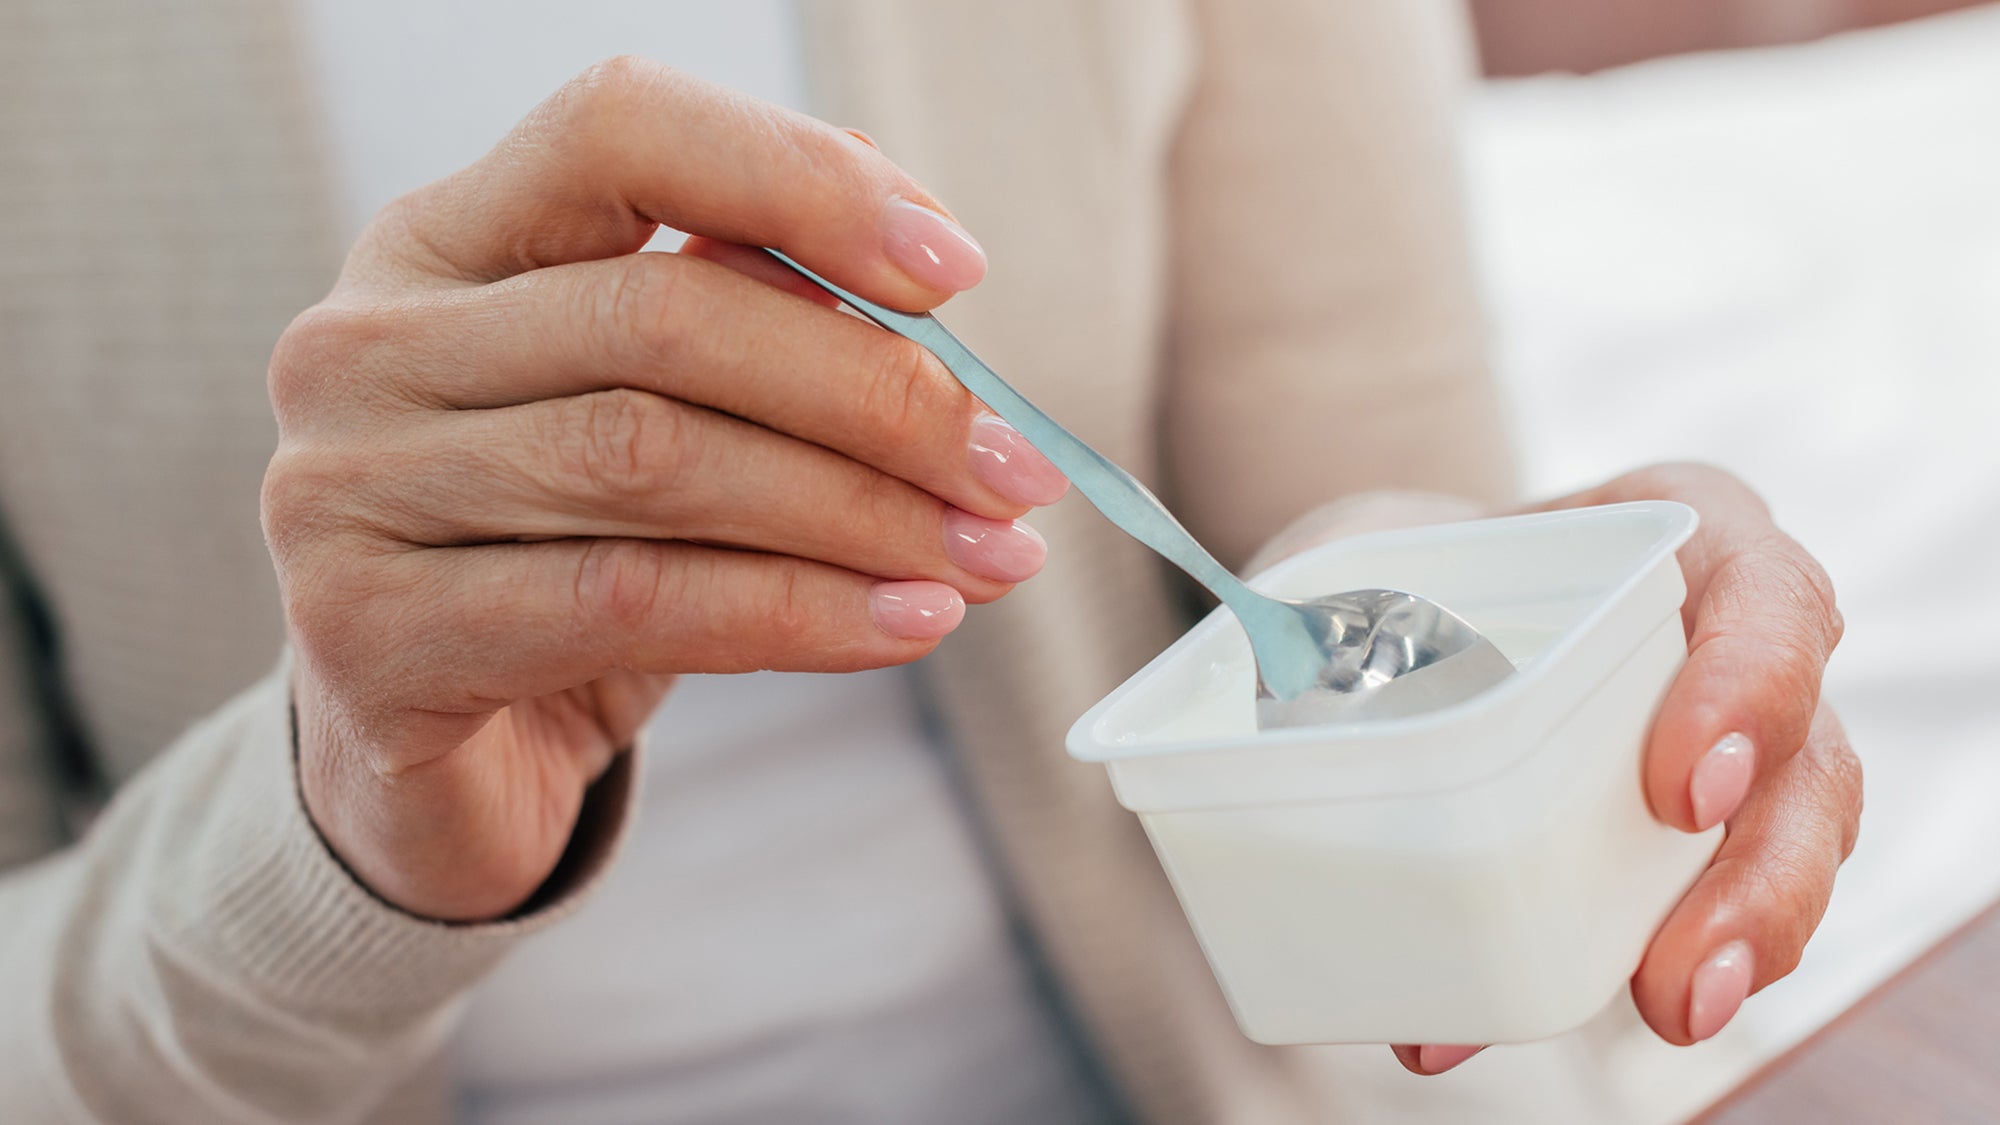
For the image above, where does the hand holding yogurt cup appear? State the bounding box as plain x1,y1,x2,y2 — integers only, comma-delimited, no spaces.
1259,466,1858,1075
1535,466,1856,1056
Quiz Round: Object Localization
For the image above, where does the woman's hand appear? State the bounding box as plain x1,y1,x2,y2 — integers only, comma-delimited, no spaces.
1253,467,1858,1075
1393,463,1860,1074
261,59,1068,923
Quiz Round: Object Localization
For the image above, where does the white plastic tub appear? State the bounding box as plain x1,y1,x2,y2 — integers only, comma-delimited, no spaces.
1065,501,1721,1045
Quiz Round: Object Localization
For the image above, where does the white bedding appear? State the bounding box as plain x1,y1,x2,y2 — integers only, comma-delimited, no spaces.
1278,7,2000,1120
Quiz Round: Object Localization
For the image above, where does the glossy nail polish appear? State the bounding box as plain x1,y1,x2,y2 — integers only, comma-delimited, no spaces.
968,414,1070,507
943,510,1047,583
880,198,987,292
1688,941,1754,1041
1690,732,1755,830
869,581,965,640
1417,1044,1483,1074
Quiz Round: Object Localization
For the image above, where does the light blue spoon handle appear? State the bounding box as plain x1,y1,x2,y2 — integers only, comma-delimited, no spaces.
766,250,1273,625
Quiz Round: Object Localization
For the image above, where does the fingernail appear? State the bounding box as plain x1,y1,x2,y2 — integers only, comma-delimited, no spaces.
869,581,965,640
881,198,987,292
844,127,881,151
968,414,1070,507
1690,732,1755,830
1417,1044,1484,1074
943,510,1047,583
1688,941,1754,1041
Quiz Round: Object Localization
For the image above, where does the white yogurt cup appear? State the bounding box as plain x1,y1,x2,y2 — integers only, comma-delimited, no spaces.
1065,501,1720,1045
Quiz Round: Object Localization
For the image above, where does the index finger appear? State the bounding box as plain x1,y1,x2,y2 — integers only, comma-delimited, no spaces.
352,57,984,307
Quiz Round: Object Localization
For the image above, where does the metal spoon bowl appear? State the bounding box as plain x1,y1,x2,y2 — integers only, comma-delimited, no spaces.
768,251,1516,729
1252,589,1517,728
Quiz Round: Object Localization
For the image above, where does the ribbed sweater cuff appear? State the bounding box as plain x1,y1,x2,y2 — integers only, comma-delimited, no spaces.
160,653,638,1026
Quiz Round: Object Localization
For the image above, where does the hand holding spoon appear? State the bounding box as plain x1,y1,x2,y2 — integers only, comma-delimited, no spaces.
768,251,1515,728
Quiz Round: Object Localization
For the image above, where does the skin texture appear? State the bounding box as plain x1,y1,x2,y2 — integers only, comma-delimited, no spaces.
263,58,1061,923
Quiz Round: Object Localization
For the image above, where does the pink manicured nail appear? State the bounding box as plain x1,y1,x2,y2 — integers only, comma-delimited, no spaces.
1417,1044,1484,1073
1688,941,1754,1041
1690,732,1755,830
881,198,987,291
869,581,965,640
943,510,1047,583
968,414,1070,507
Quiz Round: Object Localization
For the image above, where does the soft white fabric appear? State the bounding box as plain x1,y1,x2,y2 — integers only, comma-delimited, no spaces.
293,4,1103,1123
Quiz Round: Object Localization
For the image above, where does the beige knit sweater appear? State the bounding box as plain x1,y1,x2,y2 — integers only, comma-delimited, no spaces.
0,0,1514,1121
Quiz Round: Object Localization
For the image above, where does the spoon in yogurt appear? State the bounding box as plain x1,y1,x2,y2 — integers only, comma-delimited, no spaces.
768,250,1516,728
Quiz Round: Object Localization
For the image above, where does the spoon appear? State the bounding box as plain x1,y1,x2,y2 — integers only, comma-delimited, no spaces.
767,251,1516,728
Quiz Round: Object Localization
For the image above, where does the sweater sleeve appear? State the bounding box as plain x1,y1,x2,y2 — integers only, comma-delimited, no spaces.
0,654,636,1124
0,551,66,877
1161,0,1521,570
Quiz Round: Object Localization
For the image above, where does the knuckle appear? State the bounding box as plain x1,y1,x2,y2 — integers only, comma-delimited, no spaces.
859,335,959,454
1831,756,1865,861
596,253,689,362
717,559,833,663
1717,549,1835,659
259,442,349,561
787,118,881,198
555,55,674,135
1803,725,1865,861
761,560,815,641
269,297,430,421
363,188,454,274
1763,535,1842,649
1764,630,1826,717
268,304,369,422
367,187,427,241
1711,751,1857,983
261,448,409,673
854,470,929,556
259,449,310,550
1699,559,1832,733
552,389,684,500
571,538,667,634
1728,852,1821,982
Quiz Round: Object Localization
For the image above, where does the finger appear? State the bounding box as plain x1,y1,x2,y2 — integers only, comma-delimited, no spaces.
1525,463,1784,627
298,538,966,769
1649,522,1842,832
1527,464,1843,832
297,252,1069,518
340,389,1045,602
1391,1044,1486,1076
1630,705,1862,1044
359,57,985,305
679,234,843,308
